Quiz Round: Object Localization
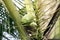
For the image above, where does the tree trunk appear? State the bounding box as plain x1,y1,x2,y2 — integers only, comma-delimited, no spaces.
2,0,30,40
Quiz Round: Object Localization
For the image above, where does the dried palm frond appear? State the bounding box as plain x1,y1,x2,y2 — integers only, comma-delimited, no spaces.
36,0,59,35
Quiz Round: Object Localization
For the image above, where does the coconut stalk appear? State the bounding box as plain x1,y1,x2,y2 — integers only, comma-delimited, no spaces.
2,0,30,40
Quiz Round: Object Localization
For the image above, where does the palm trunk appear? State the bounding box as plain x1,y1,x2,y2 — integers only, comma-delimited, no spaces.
2,0,30,40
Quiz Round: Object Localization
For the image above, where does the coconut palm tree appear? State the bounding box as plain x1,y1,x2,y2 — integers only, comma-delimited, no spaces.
0,0,60,40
